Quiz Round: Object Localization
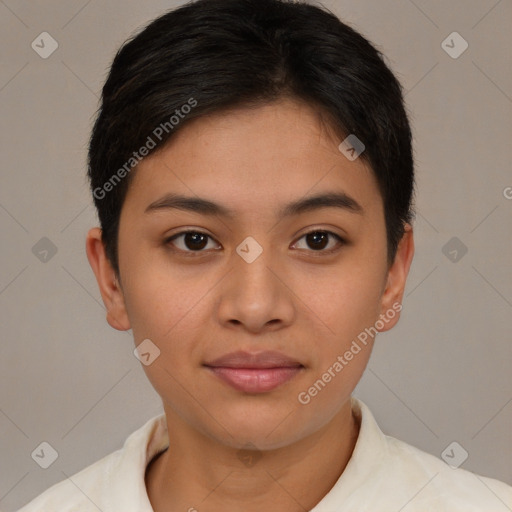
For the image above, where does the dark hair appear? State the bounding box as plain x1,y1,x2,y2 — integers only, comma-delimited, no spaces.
88,0,415,276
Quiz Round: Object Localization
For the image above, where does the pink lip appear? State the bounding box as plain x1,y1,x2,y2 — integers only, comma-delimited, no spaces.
204,351,304,393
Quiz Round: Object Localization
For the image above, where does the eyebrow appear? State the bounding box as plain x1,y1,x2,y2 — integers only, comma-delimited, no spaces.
144,191,364,218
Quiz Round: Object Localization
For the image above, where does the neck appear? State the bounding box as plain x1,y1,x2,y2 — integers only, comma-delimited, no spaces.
145,399,360,512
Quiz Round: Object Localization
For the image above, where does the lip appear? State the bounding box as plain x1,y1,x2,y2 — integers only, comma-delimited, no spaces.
204,350,304,393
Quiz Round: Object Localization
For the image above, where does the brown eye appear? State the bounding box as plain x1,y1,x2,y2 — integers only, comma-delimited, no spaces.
306,231,329,250
293,230,344,252
166,231,218,252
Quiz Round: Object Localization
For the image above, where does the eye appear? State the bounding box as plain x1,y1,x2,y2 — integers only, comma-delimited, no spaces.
292,230,345,253
165,230,220,254
165,229,345,255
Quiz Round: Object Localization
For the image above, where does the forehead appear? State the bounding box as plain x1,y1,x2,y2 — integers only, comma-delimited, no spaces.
123,98,382,219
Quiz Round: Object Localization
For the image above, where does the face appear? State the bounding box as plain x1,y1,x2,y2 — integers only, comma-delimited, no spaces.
87,98,414,450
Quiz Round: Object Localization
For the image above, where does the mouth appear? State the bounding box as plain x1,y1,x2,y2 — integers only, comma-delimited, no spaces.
203,350,305,393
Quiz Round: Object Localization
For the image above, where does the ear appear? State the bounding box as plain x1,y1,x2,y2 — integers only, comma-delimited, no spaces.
85,227,131,331
378,224,415,332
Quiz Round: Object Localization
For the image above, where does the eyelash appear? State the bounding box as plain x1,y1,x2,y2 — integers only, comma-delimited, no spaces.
164,229,346,257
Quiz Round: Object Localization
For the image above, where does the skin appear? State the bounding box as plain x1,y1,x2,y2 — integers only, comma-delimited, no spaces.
86,97,414,512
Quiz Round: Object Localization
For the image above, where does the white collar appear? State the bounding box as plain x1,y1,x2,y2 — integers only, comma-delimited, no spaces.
105,397,386,511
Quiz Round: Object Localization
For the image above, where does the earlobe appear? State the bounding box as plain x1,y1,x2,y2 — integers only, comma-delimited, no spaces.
85,227,131,331
378,224,415,332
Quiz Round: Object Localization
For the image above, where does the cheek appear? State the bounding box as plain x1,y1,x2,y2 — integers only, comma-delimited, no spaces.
122,272,203,400
299,260,385,341
292,271,382,422
123,272,194,342
292,250,386,403
117,235,188,338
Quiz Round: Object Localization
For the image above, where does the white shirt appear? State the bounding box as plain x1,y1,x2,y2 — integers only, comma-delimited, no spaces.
17,398,512,511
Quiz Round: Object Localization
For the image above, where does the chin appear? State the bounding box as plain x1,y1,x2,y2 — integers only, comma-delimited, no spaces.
202,407,313,451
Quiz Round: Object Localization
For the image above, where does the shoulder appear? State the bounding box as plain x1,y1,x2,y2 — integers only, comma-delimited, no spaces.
16,414,166,512
382,434,512,511
348,399,512,511
16,449,118,512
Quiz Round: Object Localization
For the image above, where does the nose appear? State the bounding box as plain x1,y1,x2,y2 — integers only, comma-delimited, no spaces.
215,247,296,334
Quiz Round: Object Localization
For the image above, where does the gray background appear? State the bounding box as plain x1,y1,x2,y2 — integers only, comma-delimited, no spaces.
0,0,511,510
